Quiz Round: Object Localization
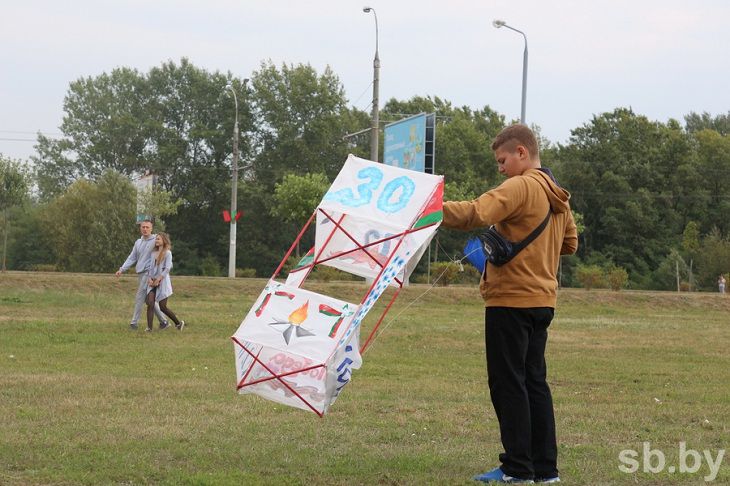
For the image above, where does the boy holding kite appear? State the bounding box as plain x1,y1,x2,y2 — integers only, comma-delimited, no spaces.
442,124,578,483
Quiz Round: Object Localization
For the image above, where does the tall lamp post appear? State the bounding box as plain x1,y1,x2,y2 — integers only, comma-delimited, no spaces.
493,19,528,124
226,83,240,278
363,6,380,162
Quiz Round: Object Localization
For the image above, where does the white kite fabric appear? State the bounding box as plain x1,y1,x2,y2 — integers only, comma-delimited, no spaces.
232,154,444,416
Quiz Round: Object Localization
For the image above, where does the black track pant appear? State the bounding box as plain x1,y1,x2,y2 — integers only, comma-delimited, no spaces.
484,306,558,480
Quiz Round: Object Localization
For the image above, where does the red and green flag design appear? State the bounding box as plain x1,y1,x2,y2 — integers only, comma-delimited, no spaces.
293,247,315,271
412,180,443,229
254,289,296,317
319,303,349,338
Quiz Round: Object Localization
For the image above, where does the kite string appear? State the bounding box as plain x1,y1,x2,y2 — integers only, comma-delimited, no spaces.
361,242,483,356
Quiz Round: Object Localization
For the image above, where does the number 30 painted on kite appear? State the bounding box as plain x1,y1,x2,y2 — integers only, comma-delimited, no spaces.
324,166,415,213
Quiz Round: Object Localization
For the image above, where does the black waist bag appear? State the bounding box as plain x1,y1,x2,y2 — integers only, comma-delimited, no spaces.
479,209,551,266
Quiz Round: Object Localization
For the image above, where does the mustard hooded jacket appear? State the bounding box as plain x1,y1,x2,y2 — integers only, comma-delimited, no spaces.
443,168,578,308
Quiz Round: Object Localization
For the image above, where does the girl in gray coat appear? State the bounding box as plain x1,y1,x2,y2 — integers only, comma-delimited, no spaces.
145,232,185,332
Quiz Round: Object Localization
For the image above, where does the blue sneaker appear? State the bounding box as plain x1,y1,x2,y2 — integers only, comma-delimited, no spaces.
474,467,534,483
535,477,560,483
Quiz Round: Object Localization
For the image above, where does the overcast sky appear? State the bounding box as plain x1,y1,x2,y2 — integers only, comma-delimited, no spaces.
1,0,728,162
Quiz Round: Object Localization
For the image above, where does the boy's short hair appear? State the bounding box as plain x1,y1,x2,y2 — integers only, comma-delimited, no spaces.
491,124,539,159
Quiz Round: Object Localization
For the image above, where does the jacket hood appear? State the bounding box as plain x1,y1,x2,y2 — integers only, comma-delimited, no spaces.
525,168,571,214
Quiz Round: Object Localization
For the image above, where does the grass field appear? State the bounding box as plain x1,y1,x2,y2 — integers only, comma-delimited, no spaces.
1,271,728,485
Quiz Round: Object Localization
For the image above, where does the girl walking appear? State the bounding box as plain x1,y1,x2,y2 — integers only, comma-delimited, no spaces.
145,232,185,331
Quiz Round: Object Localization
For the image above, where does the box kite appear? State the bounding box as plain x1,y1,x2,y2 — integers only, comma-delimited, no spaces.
232,155,443,416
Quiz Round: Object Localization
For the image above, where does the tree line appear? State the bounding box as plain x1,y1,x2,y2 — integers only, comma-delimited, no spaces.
2,58,729,290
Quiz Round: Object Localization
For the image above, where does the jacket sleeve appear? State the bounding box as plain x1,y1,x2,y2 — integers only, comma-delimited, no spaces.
561,210,578,255
442,178,527,231
119,241,138,273
158,252,173,279
143,254,155,278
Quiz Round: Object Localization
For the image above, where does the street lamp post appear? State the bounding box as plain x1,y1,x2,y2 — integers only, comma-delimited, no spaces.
363,6,380,162
493,19,528,124
226,83,240,278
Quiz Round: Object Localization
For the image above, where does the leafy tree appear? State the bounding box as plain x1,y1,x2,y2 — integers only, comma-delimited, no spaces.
653,249,689,291
695,227,730,290
554,108,697,287
271,173,330,223
32,67,158,201
29,57,730,289
2,205,55,270
250,61,367,184
271,172,330,257
234,62,370,274
142,60,254,274
137,186,182,231
62,67,151,176
443,181,478,202
572,210,585,235
43,171,136,272
681,221,701,254
685,111,730,136
33,135,77,202
0,155,29,271
681,221,700,290
30,59,257,273
692,129,730,235
236,180,293,276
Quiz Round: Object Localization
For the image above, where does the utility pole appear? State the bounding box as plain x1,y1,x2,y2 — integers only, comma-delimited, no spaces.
226,83,240,278
363,6,380,161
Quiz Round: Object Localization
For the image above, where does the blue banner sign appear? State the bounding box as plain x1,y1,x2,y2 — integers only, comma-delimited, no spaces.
384,113,426,172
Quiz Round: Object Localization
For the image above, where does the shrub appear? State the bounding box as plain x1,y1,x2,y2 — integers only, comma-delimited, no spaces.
199,255,222,276
575,264,605,290
309,266,337,282
30,264,58,272
606,266,628,291
606,266,629,291
429,261,459,286
309,265,361,282
282,254,304,275
454,264,482,284
236,268,256,278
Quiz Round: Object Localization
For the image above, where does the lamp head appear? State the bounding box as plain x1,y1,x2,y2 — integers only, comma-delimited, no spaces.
492,19,506,28
363,6,372,13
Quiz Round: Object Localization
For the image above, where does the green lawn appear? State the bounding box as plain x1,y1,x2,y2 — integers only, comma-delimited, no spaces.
1,272,728,485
